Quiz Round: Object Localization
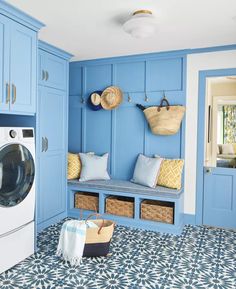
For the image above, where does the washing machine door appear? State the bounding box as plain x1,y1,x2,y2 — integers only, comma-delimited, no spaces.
0,144,35,207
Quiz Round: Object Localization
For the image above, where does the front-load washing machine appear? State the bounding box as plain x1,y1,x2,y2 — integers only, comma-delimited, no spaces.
0,127,36,274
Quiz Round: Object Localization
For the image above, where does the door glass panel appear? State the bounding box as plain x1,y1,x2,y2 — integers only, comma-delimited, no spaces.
205,76,236,168
216,104,236,168
0,144,35,207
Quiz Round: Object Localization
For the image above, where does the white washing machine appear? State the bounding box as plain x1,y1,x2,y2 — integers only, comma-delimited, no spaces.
0,127,36,274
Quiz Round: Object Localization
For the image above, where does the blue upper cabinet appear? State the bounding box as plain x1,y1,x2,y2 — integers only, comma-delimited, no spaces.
146,57,183,92
38,41,70,91
9,21,37,113
0,2,44,115
38,49,67,91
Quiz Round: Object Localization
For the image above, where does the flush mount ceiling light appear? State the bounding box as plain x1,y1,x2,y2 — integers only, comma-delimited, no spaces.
123,10,157,38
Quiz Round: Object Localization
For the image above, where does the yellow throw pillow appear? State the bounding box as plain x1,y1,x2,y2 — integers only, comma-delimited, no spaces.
157,159,184,190
67,153,81,180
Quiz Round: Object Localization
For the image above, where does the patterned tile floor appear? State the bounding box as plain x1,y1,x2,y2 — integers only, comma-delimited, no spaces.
0,220,236,289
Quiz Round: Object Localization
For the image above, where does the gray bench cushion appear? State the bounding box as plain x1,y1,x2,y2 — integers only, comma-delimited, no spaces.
68,179,183,199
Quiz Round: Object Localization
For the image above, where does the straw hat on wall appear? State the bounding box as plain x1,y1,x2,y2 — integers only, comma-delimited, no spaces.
87,91,103,111
101,86,123,110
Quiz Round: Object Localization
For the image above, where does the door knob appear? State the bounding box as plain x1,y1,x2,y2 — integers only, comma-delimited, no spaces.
206,168,212,173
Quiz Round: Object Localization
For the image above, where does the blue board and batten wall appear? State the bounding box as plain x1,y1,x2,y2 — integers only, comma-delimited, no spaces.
69,52,186,181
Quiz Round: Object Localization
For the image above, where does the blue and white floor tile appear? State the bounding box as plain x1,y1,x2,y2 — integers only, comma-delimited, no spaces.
0,220,235,289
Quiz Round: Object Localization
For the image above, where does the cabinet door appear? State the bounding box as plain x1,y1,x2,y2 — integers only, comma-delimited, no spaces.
39,87,66,152
0,14,10,111
39,153,66,222
9,21,36,114
41,50,67,91
37,87,67,223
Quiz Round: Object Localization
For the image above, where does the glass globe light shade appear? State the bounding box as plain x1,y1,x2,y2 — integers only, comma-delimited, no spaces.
123,11,157,38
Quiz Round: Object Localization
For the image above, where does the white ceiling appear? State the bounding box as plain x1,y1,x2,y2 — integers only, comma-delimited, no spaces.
6,0,236,61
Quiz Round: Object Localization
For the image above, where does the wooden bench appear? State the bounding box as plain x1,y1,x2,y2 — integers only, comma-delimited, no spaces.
67,179,184,234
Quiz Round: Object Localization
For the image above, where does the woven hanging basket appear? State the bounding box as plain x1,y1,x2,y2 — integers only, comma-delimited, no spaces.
139,97,185,136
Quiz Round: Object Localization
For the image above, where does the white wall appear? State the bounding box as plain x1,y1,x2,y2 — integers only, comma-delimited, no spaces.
184,50,236,214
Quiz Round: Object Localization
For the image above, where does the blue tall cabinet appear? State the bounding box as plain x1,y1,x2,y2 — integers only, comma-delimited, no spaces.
37,42,72,231
0,2,43,115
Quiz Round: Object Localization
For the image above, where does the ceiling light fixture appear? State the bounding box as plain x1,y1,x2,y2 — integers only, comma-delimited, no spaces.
123,10,157,39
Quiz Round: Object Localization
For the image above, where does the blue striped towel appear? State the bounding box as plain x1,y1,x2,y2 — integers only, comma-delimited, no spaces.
56,220,97,266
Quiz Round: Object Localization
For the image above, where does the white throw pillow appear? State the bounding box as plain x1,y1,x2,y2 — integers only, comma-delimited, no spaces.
131,154,163,188
79,153,110,182
221,144,234,155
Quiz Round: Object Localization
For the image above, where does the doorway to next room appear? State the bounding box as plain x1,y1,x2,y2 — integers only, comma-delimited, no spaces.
197,69,236,229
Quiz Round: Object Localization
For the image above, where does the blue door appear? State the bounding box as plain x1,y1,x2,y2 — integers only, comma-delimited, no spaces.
9,21,36,114
203,167,236,228
199,70,236,229
0,14,10,112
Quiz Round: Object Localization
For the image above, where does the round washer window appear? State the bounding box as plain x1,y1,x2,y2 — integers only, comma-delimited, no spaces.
0,144,35,207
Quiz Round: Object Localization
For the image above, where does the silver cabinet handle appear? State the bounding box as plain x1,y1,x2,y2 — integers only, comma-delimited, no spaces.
6,83,10,104
45,71,49,81
12,84,16,104
42,137,45,152
45,137,48,152
42,70,46,80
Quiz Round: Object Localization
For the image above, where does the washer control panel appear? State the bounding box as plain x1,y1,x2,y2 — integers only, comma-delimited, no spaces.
0,127,35,143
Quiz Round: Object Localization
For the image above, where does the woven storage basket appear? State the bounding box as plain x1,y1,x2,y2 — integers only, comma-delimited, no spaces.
106,196,134,218
75,192,99,211
83,214,115,257
142,97,185,135
141,200,174,224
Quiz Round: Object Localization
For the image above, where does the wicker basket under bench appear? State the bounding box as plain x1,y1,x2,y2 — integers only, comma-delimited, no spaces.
106,196,134,218
75,192,99,212
68,179,184,234
141,200,174,224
